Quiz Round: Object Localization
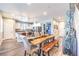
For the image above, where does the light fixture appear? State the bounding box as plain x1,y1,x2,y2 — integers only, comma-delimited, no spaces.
43,11,47,16
27,3,32,6
58,16,61,20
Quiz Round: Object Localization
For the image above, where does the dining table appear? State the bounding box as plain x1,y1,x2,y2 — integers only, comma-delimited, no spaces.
30,33,59,56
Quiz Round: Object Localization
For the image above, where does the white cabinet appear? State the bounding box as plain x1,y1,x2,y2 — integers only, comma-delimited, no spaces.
3,19,15,39
0,14,3,39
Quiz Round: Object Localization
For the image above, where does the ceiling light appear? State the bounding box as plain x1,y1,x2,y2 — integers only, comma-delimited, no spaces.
27,3,32,6
43,11,47,16
58,16,61,20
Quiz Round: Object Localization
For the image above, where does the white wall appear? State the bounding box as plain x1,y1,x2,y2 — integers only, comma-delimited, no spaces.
51,18,54,34
58,22,65,37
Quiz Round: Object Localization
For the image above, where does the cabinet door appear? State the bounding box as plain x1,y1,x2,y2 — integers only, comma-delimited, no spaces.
0,15,3,39
4,19,15,39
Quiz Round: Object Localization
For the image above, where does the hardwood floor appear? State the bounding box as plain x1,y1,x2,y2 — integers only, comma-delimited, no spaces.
0,39,25,56
0,38,67,56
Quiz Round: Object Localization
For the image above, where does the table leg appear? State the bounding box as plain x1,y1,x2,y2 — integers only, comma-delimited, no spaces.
24,50,26,56
48,51,50,56
42,51,45,56
38,43,42,56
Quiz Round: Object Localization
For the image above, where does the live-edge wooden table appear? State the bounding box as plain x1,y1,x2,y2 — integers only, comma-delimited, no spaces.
30,33,58,56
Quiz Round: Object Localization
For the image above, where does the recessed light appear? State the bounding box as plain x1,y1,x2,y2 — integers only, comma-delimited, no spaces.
27,3,32,6
43,11,47,16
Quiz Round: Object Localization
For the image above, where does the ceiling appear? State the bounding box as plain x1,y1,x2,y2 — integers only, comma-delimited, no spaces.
0,3,69,20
